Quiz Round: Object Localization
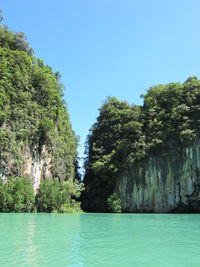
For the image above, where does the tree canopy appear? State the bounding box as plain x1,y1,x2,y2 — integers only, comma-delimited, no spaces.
0,12,77,180
83,77,200,212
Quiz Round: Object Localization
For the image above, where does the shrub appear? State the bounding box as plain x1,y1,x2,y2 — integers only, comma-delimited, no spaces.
35,179,83,213
0,176,35,212
107,193,121,213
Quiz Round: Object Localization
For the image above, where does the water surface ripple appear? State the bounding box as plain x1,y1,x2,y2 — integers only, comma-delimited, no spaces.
0,213,200,266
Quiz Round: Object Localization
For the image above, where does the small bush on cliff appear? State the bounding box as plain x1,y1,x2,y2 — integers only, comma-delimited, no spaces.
35,179,83,213
0,176,35,212
107,193,121,213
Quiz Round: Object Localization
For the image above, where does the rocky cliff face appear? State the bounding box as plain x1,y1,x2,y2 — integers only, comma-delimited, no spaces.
21,145,52,193
0,23,77,193
117,138,200,212
0,145,52,193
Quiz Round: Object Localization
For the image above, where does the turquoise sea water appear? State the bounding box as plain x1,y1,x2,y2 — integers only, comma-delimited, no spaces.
0,214,200,266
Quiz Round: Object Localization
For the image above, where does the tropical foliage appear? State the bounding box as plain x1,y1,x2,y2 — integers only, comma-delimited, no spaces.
0,176,35,212
0,10,82,213
83,77,200,212
0,176,83,213
0,11,77,180
36,179,83,213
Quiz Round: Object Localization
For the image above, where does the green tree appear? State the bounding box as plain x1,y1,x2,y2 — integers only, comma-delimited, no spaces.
35,179,83,213
0,14,77,182
107,193,121,213
83,77,200,212
0,176,35,212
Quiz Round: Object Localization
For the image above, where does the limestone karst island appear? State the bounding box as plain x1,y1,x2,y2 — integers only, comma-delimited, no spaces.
1,3,200,267
0,9,200,214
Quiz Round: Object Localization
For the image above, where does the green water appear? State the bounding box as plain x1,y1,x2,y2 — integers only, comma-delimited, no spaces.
0,214,200,266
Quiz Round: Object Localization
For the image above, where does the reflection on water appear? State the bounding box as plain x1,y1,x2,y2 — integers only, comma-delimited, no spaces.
25,218,36,266
0,213,200,266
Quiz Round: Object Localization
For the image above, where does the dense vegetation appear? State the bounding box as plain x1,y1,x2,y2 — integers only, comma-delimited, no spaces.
0,176,35,212
0,176,82,213
2,9,200,213
83,76,200,212
0,11,77,180
0,10,82,213
36,178,83,213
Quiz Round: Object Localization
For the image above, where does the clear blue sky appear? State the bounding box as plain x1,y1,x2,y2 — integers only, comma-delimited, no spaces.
1,0,200,164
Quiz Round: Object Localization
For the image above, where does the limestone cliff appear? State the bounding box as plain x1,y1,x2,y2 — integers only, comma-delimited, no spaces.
0,145,52,193
0,22,77,192
117,138,200,212
83,78,200,213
